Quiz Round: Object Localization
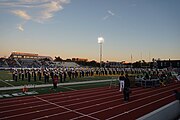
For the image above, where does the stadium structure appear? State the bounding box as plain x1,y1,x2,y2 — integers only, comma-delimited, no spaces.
0,52,79,68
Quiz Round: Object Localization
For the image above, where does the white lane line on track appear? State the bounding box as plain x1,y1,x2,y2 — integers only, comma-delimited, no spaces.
3,86,174,120
0,85,178,120
0,94,120,114
0,107,60,120
0,86,111,105
0,87,117,109
106,94,174,120
69,86,180,120
0,84,178,114
33,96,100,120
0,79,14,87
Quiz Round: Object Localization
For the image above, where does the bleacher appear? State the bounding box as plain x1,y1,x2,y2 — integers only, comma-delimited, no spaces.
5,59,20,67
0,58,8,67
18,59,40,68
60,62,80,68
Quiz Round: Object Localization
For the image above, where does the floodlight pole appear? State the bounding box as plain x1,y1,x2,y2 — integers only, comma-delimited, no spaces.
100,42,103,68
98,37,104,68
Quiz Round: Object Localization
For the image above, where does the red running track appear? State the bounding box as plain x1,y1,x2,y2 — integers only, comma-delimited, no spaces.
0,82,179,120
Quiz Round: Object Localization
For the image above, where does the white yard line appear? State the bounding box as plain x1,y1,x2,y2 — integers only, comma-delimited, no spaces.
33,96,100,120
0,79,14,87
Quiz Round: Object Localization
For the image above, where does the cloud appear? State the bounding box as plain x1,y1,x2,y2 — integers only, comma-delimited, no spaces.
12,10,31,20
103,15,109,20
103,10,115,20
36,1,65,22
108,10,115,16
17,24,24,31
0,0,70,30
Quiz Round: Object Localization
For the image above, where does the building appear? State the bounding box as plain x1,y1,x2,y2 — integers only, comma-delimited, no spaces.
156,59,180,69
9,52,53,61
105,61,123,68
72,58,88,62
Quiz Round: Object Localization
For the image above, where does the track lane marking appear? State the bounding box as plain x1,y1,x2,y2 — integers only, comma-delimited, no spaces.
0,87,117,108
0,86,114,105
69,86,179,120
0,84,179,120
0,84,178,115
33,96,99,120
106,94,174,120
0,87,177,120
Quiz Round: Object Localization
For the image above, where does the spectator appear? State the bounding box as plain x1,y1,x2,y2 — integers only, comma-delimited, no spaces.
123,74,131,102
119,73,125,92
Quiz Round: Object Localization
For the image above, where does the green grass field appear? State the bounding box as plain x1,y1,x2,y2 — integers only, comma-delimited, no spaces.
0,70,120,97
0,70,119,87
0,70,138,98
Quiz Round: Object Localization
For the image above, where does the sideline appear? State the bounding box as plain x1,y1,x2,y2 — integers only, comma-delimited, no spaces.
0,79,116,91
59,86,77,91
0,79,14,87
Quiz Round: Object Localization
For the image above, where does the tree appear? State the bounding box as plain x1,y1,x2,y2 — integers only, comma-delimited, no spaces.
54,56,63,62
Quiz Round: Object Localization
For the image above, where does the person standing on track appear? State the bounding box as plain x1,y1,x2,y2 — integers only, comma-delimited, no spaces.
119,73,125,92
123,73,131,102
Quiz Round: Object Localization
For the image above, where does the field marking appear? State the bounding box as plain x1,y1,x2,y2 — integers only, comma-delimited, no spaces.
88,87,178,115
0,85,178,120
0,87,142,114
0,84,179,120
33,96,100,120
0,84,177,114
63,82,109,88
0,79,115,90
69,86,180,120
0,86,143,112
0,106,61,119
106,94,174,120
59,86,77,91
0,83,174,110
0,79,14,87
0,87,116,108
0,86,110,103
33,87,178,120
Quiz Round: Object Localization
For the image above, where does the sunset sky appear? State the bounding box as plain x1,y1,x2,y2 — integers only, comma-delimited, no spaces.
0,0,180,62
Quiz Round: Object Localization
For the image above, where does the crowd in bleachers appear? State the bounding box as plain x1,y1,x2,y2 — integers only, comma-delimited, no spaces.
135,68,180,87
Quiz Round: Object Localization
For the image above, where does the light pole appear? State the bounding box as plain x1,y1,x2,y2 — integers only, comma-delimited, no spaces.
98,36,104,68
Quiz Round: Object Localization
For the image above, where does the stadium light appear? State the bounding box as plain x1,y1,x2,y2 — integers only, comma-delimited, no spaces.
98,36,104,68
